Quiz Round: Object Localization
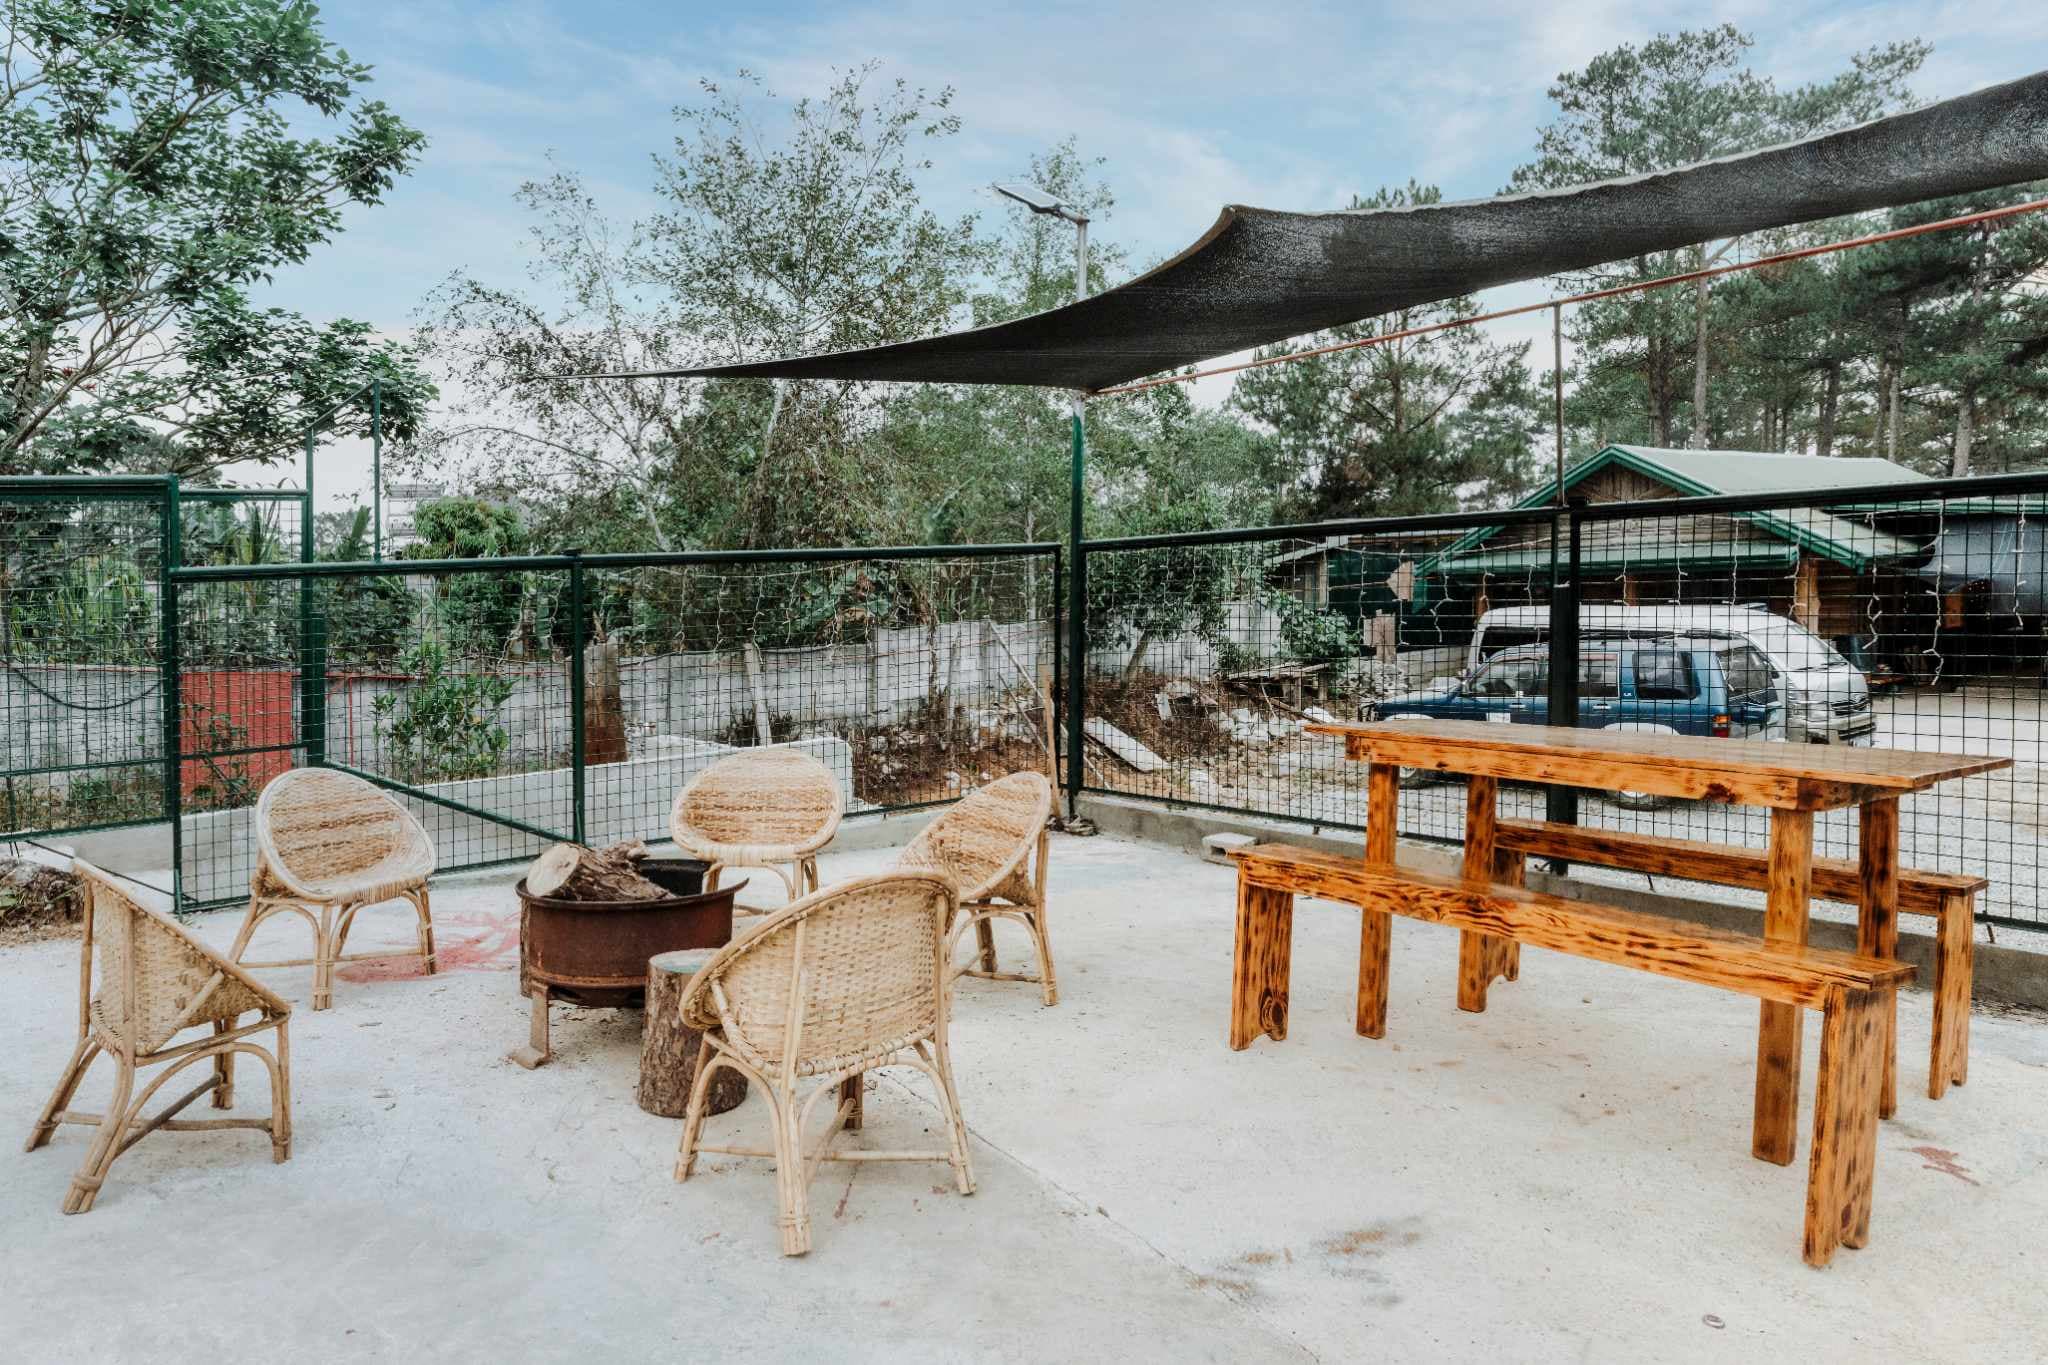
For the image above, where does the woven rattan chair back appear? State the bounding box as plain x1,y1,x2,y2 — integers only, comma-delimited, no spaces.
84,864,286,1055
256,767,436,901
899,771,1052,901
673,747,843,854
683,871,951,1075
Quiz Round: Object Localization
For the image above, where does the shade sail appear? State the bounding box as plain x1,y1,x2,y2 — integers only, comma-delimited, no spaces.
592,71,2048,394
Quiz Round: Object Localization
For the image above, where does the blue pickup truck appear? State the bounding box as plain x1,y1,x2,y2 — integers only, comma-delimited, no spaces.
1363,635,1783,806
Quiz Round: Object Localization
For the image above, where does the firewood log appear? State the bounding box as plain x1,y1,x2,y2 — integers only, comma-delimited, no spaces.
526,841,666,901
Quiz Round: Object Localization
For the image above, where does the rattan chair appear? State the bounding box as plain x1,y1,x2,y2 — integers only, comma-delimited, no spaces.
230,767,437,1010
25,861,292,1214
673,871,975,1256
669,747,844,906
897,771,1057,1005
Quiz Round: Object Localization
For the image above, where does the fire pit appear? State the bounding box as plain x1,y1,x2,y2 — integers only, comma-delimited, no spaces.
509,858,743,1068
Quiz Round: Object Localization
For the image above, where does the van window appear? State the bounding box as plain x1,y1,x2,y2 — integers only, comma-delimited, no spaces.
1580,653,1620,698
1633,647,1697,701
1717,644,1774,699
1470,652,1545,697
1479,626,1544,657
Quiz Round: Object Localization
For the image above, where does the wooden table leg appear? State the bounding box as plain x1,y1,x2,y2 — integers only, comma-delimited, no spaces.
1858,798,1901,1118
1457,776,1512,1013
1357,762,1399,1037
1754,808,1814,1165
1230,881,1293,1050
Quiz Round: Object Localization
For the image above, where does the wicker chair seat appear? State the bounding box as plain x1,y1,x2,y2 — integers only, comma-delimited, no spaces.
896,772,1059,1005
670,748,844,904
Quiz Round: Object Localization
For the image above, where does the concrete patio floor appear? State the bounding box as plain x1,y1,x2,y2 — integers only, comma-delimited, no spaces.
3,828,2045,1362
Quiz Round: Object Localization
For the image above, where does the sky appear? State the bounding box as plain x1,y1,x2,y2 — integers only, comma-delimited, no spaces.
250,0,2048,513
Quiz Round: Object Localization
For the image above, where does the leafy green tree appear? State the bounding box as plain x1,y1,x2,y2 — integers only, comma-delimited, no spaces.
1513,27,1924,448
418,66,982,552
1230,185,1542,517
0,0,429,474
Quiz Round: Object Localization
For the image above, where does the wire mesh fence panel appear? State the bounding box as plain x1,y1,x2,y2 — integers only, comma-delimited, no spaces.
582,549,1060,853
1077,517,1547,835
1,483,171,844
1557,487,2048,929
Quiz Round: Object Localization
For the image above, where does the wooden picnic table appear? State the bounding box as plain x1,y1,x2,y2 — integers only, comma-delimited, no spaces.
1308,717,2009,1165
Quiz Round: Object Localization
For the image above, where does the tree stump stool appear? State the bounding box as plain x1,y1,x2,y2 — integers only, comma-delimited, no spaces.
640,949,747,1118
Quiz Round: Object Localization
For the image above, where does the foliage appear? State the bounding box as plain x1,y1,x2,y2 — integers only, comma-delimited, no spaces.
320,507,415,665
181,706,254,811
403,497,533,655
1085,493,1250,684
1510,27,1933,454
0,0,430,474
1231,185,1542,517
370,641,515,784
1263,590,1359,664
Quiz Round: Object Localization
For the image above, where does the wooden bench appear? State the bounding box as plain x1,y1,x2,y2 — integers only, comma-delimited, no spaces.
1495,819,1983,1102
1227,842,1915,1268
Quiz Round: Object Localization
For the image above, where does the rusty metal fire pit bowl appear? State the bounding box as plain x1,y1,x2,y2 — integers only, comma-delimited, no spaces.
508,858,743,1069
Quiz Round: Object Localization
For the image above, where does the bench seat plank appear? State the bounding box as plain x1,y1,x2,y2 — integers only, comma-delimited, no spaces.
1231,843,1912,1009
1495,819,1986,914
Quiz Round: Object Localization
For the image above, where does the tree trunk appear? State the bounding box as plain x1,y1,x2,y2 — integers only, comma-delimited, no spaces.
639,950,747,1118
583,638,627,765
1121,627,1154,685
1953,393,1975,477
527,841,665,901
1817,362,1840,458
1689,272,1710,447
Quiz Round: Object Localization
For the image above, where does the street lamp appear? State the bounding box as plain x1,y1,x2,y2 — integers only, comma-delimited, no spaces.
994,182,1092,830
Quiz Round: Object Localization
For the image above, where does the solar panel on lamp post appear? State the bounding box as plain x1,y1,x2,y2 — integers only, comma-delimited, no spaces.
994,183,1093,831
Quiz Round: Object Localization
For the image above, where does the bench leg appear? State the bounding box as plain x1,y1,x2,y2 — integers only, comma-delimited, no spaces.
1456,933,1516,1013
1357,908,1390,1038
1230,882,1293,1050
1804,986,1885,1268
1754,809,1814,1166
1456,780,1513,1014
1930,892,1973,1098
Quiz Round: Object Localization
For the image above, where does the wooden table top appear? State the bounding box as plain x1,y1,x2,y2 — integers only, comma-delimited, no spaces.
1309,718,2010,809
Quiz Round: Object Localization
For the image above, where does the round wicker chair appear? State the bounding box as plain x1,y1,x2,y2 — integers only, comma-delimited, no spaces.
669,747,844,906
229,767,438,1010
897,771,1057,1005
26,861,292,1214
673,871,975,1256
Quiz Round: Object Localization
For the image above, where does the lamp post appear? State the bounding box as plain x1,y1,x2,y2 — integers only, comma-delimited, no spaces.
994,182,1092,830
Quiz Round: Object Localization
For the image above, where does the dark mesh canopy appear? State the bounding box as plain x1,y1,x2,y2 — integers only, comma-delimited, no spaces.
595,71,2048,393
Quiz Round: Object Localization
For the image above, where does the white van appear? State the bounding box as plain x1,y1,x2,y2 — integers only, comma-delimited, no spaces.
1468,604,1875,745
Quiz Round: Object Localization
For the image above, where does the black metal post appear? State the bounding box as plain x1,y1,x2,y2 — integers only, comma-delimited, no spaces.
298,431,326,770
566,550,587,847
1544,507,1583,842
1064,395,1089,828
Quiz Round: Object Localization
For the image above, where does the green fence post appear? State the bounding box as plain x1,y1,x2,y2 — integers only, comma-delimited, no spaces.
370,376,383,563
299,431,326,770
567,550,586,847
160,477,183,912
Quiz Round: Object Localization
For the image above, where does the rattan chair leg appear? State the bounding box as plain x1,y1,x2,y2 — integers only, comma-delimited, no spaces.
773,1088,812,1256
272,1018,293,1163
26,1037,98,1153
1026,909,1059,1007
409,886,437,975
674,1036,719,1182
61,1058,134,1215
211,1017,235,1109
923,1040,976,1195
972,917,998,975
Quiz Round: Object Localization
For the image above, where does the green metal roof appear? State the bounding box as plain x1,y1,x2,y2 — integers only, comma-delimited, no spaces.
1433,540,1797,577
1418,445,1928,575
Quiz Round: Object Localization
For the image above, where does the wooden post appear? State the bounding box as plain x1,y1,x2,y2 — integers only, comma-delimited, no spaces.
1792,554,1822,632
1931,891,1973,1097
1856,798,1900,1117
742,642,773,744
641,950,747,1117
1754,807,1814,1166
583,637,627,765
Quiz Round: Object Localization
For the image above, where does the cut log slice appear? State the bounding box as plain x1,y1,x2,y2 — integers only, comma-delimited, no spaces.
527,842,667,902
